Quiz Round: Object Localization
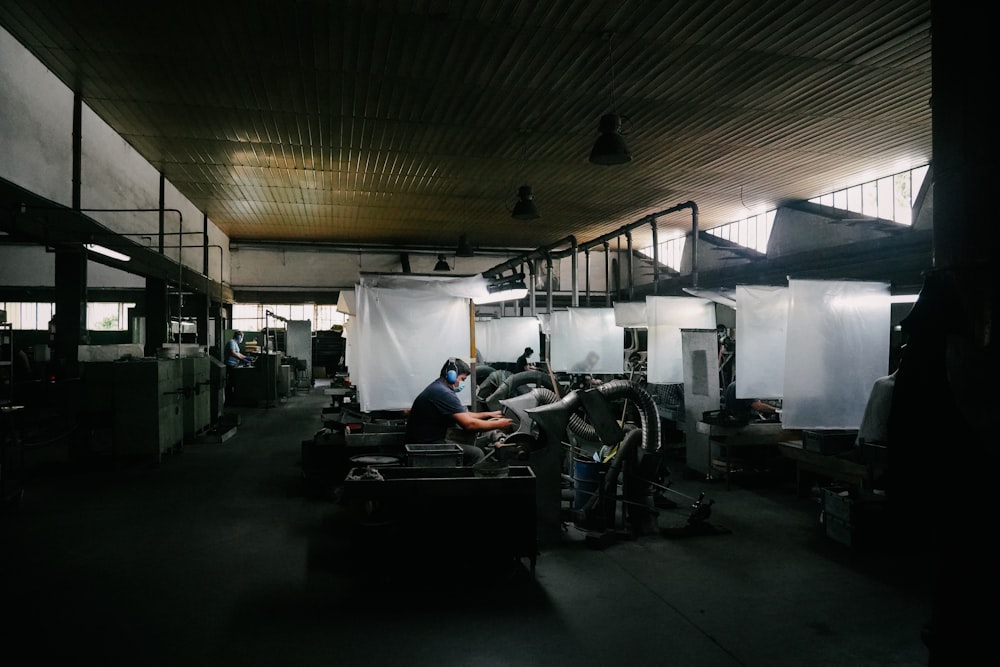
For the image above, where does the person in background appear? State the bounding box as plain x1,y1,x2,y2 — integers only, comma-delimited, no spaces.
722,380,778,422
15,346,33,382
405,357,513,465
226,330,250,367
515,346,536,373
570,350,602,388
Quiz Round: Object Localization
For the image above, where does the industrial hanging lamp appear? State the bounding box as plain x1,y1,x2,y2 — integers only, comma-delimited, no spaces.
589,32,632,166
433,254,451,271
456,234,475,257
509,128,540,219
511,185,540,220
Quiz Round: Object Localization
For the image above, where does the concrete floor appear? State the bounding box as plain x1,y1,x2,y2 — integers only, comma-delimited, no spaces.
2,379,939,666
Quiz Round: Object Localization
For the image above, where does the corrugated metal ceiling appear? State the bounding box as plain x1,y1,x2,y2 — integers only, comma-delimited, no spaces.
0,0,931,255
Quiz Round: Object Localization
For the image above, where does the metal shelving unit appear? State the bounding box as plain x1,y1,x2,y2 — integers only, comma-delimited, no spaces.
1,321,12,406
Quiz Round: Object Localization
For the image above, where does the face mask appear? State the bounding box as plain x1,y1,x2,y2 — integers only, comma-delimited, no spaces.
452,381,465,393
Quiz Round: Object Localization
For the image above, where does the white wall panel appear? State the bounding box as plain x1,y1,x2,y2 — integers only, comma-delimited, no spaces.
0,26,73,204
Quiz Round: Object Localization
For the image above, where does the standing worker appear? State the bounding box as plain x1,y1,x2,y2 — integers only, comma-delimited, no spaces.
225,330,251,402
405,357,513,465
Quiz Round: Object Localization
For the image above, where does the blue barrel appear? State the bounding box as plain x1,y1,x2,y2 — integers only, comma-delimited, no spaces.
573,459,605,510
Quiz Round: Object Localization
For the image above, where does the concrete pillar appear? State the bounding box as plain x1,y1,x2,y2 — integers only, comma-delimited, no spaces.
52,248,87,378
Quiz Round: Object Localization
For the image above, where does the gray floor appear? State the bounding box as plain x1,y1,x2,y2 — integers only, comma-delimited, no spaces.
2,379,937,666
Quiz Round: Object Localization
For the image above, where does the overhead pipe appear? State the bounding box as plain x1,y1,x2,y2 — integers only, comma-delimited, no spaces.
689,201,700,288
479,201,698,304
569,236,579,307
545,252,554,313
650,218,659,294
481,234,577,280
603,241,611,306
527,259,537,316
625,230,635,301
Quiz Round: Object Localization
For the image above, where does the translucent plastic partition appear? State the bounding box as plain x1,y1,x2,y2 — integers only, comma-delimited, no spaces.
614,301,647,327
355,285,471,412
781,279,891,429
336,289,356,315
537,313,552,335
342,316,354,370
734,285,789,399
646,297,716,383
549,308,624,373
474,317,540,365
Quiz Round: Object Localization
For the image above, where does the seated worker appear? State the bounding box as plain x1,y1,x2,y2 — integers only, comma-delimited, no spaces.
226,330,251,367
722,380,778,423
404,357,514,465
515,346,536,373
569,350,602,389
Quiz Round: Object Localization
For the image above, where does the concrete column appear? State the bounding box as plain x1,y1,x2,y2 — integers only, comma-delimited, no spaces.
52,248,87,378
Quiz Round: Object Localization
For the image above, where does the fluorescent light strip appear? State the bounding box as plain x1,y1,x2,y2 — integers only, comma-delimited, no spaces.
85,243,131,262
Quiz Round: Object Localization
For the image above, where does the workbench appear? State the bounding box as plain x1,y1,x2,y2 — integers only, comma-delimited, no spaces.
776,440,868,496
341,466,538,579
697,419,790,488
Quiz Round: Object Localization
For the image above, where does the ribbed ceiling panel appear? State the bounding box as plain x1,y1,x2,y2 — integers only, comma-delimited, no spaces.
0,1,930,251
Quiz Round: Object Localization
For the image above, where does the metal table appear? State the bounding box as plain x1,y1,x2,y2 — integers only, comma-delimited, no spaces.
341,465,538,577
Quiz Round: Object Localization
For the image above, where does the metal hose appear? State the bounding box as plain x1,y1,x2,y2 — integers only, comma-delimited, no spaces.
528,379,660,453
483,370,555,411
476,368,511,410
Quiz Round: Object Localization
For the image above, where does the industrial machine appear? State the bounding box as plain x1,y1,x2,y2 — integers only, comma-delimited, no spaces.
492,378,713,548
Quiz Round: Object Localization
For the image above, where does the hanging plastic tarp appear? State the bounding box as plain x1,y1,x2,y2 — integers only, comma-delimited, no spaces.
646,296,716,383
549,308,624,373
734,285,789,399
614,301,647,327
781,279,891,429
474,317,540,365
354,282,472,412
359,272,489,299
336,289,356,315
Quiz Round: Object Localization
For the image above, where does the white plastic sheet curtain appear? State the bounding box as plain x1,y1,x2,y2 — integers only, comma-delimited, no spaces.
354,284,471,412
549,308,624,373
342,316,355,371
614,301,647,327
734,285,789,400
474,317,540,366
336,289,356,316
646,296,716,383
781,279,891,429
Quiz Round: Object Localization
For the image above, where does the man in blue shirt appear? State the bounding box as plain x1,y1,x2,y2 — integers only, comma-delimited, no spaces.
226,330,250,367
405,357,513,465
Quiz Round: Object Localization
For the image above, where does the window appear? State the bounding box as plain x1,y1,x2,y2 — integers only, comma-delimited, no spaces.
637,164,929,262
0,302,55,330
87,302,135,331
231,303,344,333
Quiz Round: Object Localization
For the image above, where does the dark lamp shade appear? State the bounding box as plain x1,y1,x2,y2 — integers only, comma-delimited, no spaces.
511,185,540,219
456,235,475,257
433,254,451,271
589,113,632,165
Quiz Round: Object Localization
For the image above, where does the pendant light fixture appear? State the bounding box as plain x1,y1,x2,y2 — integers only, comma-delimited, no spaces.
433,254,451,271
456,234,475,257
589,32,632,165
509,128,540,219
511,185,539,220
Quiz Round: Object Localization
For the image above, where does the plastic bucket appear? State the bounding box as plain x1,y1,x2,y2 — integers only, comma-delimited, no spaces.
573,459,605,510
